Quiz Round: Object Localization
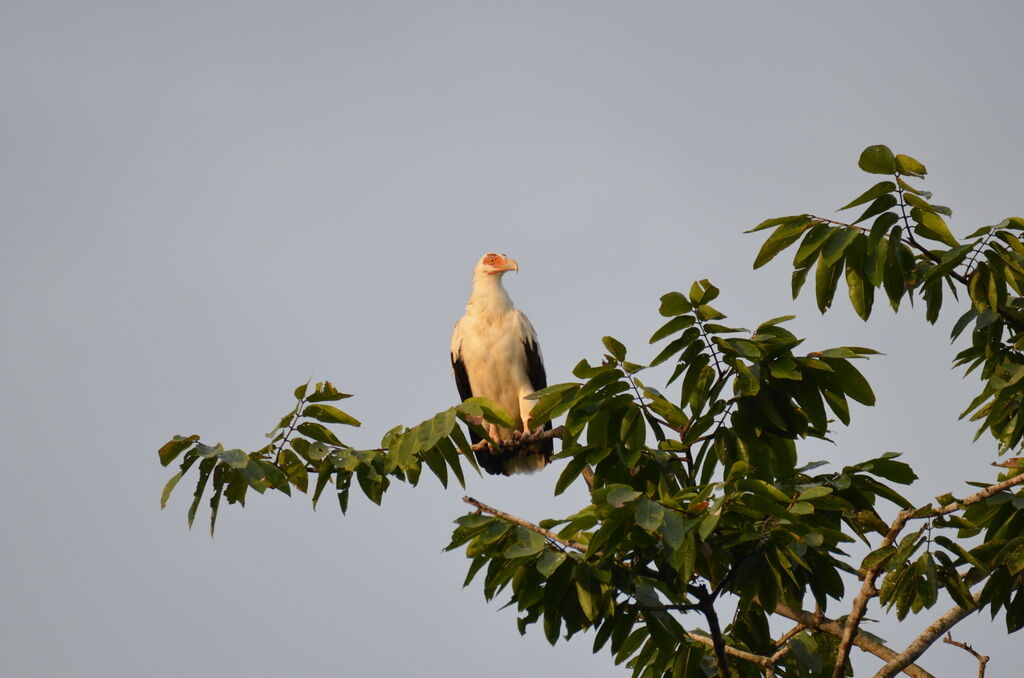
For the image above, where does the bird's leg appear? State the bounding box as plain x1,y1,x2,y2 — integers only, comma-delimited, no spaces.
488,423,502,453
518,394,545,442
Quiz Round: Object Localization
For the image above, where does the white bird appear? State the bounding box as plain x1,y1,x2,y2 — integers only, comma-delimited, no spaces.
451,252,553,475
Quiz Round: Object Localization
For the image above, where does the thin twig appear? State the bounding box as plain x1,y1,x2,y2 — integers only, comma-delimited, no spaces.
774,622,805,649
772,602,934,678
685,632,772,667
872,592,983,678
462,496,587,552
942,633,989,678
581,465,595,490
933,472,1024,515
830,510,912,678
830,470,1024,677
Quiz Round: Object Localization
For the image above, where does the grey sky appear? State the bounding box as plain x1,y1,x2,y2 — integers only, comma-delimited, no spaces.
3,2,1023,676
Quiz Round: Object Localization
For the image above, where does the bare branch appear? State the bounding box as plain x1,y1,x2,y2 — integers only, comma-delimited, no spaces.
581,464,595,490
942,633,989,678
469,426,564,454
686,632,773,667
696,590,731,678
774,622,805,650
772,602,935,678
872,592,983,678
831,510,912,678
933,472,1024,515
462,495,586,552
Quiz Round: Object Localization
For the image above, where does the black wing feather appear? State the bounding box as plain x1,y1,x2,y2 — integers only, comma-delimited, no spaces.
523,337,547,392
451,351,474,403
522,337,554,458
451,350,487,449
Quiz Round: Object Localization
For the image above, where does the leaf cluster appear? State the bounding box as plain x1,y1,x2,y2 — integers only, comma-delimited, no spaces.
160,145,1024,676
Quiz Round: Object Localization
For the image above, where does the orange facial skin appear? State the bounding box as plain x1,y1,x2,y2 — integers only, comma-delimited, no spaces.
482,253,519,275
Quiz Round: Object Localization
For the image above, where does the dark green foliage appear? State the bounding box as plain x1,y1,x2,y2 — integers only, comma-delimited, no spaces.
160,146,1024,676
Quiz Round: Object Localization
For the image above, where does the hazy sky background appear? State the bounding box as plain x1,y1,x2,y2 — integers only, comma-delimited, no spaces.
3,2,1024,676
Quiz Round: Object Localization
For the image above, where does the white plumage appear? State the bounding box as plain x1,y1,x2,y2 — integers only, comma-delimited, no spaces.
451,252,552,475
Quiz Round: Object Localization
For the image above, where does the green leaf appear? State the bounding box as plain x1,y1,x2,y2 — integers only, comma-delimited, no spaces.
635,497,665,532
924,278,943,324
208,464,226,536
526,382,580,400
754,219,813,269
306,381,353,402
792,265,811,299
790,501,814,515
869,212,899,248
858,145,896,174
827,358,876,406
862,546,896,571
575,577,599,622
698,505,720,540
187,457,217,529
279,450,309,493
660,511,686,549
845,235,874,320
815,252,843,313
866,236,888,287
554,455,586,497
303,404,361,427
607,485,642,507
649,315,695,344
294,382,309,400
853,195,898,226
746,214,807,233
311,461,333,509
862,456,918,485
159,435,198,467
798,486,833,501
296,421,343,446
689,279,720,305
883,231,909,310
913,209,959,248
659,292,692,317
1004,543,1024,575
603,336,627,361
160,471,183,509
504,527,546,558
792,224,833,267
460,397,517,429
536,550,566,578
839,181,897,211
821,227,860,266
650,328,700,367
895,153,927,177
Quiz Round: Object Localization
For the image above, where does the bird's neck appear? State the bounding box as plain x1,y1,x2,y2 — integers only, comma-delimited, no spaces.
466,273,514,318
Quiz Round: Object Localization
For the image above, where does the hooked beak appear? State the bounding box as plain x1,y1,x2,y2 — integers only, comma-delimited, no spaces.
487,256,519,275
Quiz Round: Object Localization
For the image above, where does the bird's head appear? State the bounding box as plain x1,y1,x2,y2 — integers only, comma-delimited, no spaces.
474,252,519,277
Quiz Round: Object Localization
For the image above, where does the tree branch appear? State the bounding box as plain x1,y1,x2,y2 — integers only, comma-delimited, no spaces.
685,632,778,669
872,592,983,678
462,495,587,552
933,471,1024,515
695,588,731,678
942,633,989,678
830,510,912,678
772,602,935,678
469,425,564,454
